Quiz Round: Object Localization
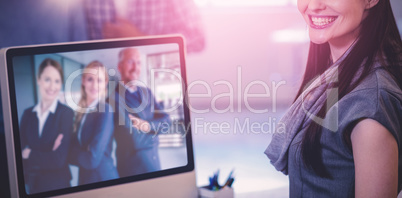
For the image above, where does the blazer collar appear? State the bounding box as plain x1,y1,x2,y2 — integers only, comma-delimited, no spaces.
32,99,58,115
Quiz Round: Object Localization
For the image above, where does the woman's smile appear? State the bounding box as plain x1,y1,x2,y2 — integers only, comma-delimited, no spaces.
44,88,59,97
309,15,338,29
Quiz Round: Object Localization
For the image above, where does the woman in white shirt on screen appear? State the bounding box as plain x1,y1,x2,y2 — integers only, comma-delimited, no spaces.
19,58,74,194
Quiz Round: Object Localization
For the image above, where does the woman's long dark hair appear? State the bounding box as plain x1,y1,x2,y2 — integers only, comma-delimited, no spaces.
295,0,402,178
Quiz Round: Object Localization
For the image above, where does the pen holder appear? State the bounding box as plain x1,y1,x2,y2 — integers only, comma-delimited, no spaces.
198,186,234,198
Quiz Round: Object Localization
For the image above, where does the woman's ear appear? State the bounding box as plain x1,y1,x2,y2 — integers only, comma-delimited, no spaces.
366,0,379,9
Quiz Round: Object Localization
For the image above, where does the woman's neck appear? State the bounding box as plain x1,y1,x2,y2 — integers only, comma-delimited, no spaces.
329,27,360,62
329,38,357,63
86,97,97,107
40,99,54,116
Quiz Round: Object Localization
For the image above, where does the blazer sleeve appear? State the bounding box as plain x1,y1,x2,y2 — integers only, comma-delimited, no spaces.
28,107,74,170
68,133,80,166
19,109,30,150
77,104,114,169
146,88,172,134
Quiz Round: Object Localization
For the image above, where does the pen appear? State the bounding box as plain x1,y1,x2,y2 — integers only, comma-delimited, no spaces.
223,169,235,188
228,178,234,187
207,169,235,190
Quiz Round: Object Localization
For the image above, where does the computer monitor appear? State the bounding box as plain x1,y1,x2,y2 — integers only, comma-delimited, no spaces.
0,35,197,198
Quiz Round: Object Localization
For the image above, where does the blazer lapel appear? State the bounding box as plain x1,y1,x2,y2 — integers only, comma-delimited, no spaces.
27,111,40,146
41,111,56,140
119,85,147,120
79,113,92,146
127,87,147,120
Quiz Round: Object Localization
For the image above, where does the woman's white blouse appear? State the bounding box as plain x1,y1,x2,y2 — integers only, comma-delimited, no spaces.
32,99,58,137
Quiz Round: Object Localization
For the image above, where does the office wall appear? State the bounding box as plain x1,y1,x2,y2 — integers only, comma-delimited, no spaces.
13,56,37,122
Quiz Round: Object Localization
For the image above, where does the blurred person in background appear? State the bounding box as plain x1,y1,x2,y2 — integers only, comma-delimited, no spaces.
0,2,85,195
84,0,205,53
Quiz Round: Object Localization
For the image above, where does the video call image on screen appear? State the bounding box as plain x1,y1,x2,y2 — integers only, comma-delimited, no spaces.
12,43,188,194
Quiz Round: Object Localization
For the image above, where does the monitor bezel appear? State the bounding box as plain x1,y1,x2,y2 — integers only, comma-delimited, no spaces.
1,35,194,198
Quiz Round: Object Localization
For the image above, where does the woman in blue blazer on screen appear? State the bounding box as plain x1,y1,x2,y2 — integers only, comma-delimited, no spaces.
20,58,74,194
70,61,118,185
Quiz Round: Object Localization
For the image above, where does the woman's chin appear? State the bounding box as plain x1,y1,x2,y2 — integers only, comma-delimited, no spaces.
87,96,98,102
42,96,58,103
308,33,329,45
310,38,328,45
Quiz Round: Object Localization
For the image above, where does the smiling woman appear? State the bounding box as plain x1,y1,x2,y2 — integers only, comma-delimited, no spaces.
19,59,74,194
69,61,118,186
298,0,376,61
265,0,402,197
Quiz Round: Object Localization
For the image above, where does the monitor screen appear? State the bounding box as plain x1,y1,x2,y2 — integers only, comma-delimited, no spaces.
0,36,194,197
